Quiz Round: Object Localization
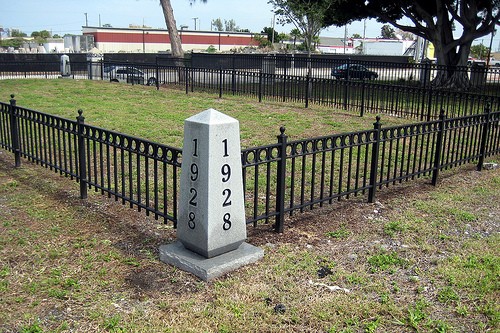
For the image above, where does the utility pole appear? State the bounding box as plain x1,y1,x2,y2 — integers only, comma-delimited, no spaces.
486,29,496,66
271,14,275,46
344,25,347,54
84,13,88,27
362,19,366,55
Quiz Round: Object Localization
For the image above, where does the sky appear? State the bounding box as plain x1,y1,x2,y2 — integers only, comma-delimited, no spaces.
0,0,400,37
1,0,498,50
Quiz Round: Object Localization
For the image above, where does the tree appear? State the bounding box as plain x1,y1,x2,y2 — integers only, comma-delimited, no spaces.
212,18,224,31
262,26,282,44
31,30,51,44
268,0,332,55
316,0,500,89
1,38,24,48
290,28,303,48
11,29,27,37
470,43,489,59
159,0,184,57
380,24,396,39
224,19,239,31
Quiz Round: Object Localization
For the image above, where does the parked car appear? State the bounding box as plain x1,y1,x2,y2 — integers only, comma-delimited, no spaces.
103,65,156,85
331,64,378,80
488,58,500,67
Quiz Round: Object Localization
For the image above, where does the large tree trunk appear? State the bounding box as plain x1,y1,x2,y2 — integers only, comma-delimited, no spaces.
432,41,473,90
159,0,186,83
159,0,184,58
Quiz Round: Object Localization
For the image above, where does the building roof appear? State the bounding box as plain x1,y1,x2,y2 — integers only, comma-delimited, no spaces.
318,37,347,46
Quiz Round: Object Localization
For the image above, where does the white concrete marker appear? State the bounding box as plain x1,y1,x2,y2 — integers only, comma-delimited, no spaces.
160,109,263,281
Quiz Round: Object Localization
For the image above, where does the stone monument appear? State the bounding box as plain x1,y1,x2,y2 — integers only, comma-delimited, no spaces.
160,109,263,281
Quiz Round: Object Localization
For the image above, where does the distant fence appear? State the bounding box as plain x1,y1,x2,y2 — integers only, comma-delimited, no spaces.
1,96,499,232
1,56,499,121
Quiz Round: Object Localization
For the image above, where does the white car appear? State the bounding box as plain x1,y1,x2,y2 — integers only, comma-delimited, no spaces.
104,66,146,84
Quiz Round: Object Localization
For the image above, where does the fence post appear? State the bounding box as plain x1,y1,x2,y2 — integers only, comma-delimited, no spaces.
258,69,263,103
426,87,433,121
368,116,381,203
477,104,492,171
9,94,21,167
155,57,160,90
231,69,236,95
360,79,366,117
283,60,287,103
275,126,287,233
76,110,88,199
343,78,349,110
219,67,223,99
185,66,189,94
432,109,446,186
305,74,310,108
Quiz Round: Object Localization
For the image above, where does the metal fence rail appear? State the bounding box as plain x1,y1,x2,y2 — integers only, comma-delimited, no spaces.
1,96,182,225
241,107,500,232
1,96,499,233
2,58,500,121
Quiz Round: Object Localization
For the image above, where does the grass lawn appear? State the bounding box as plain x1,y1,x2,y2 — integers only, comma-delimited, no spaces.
0,79,414,148
0,79,498,332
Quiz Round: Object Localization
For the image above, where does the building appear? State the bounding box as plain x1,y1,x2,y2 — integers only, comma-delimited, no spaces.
42,38,65,53
82,26,263,53
317,37,355,54
358,38,415,56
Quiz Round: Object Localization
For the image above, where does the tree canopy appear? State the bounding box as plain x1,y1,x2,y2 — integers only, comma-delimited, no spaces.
314,0,500,88
380,24,396,39
269,0,331,54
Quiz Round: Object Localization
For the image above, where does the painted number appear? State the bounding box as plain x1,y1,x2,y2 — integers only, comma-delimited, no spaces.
188,212,196,229
192,138,198,157
222,189,232,207
221,164,231,182
222,138,229,157
190,163,198,181
188,141,198,230
221,138,232,230
223,213,232,231
189,188,197,206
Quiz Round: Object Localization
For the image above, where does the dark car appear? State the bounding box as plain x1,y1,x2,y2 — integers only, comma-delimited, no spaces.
331,64,378,80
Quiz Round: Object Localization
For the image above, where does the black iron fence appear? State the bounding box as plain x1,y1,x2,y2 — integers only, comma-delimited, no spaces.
1,96,499,232
0,96,181,224
1,57,500,120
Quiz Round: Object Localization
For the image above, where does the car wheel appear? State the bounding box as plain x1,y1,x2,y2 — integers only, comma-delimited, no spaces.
369,74,376,80
147,77,157,86
111,79,119,83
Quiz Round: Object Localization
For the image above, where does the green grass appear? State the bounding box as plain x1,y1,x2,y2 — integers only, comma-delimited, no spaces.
0,79,498,332
0,79,413,148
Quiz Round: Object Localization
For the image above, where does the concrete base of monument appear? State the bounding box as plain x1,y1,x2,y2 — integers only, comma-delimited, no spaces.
159,241,264,281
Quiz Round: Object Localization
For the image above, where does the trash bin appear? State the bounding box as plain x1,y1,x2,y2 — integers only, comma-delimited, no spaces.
470,61,487,87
